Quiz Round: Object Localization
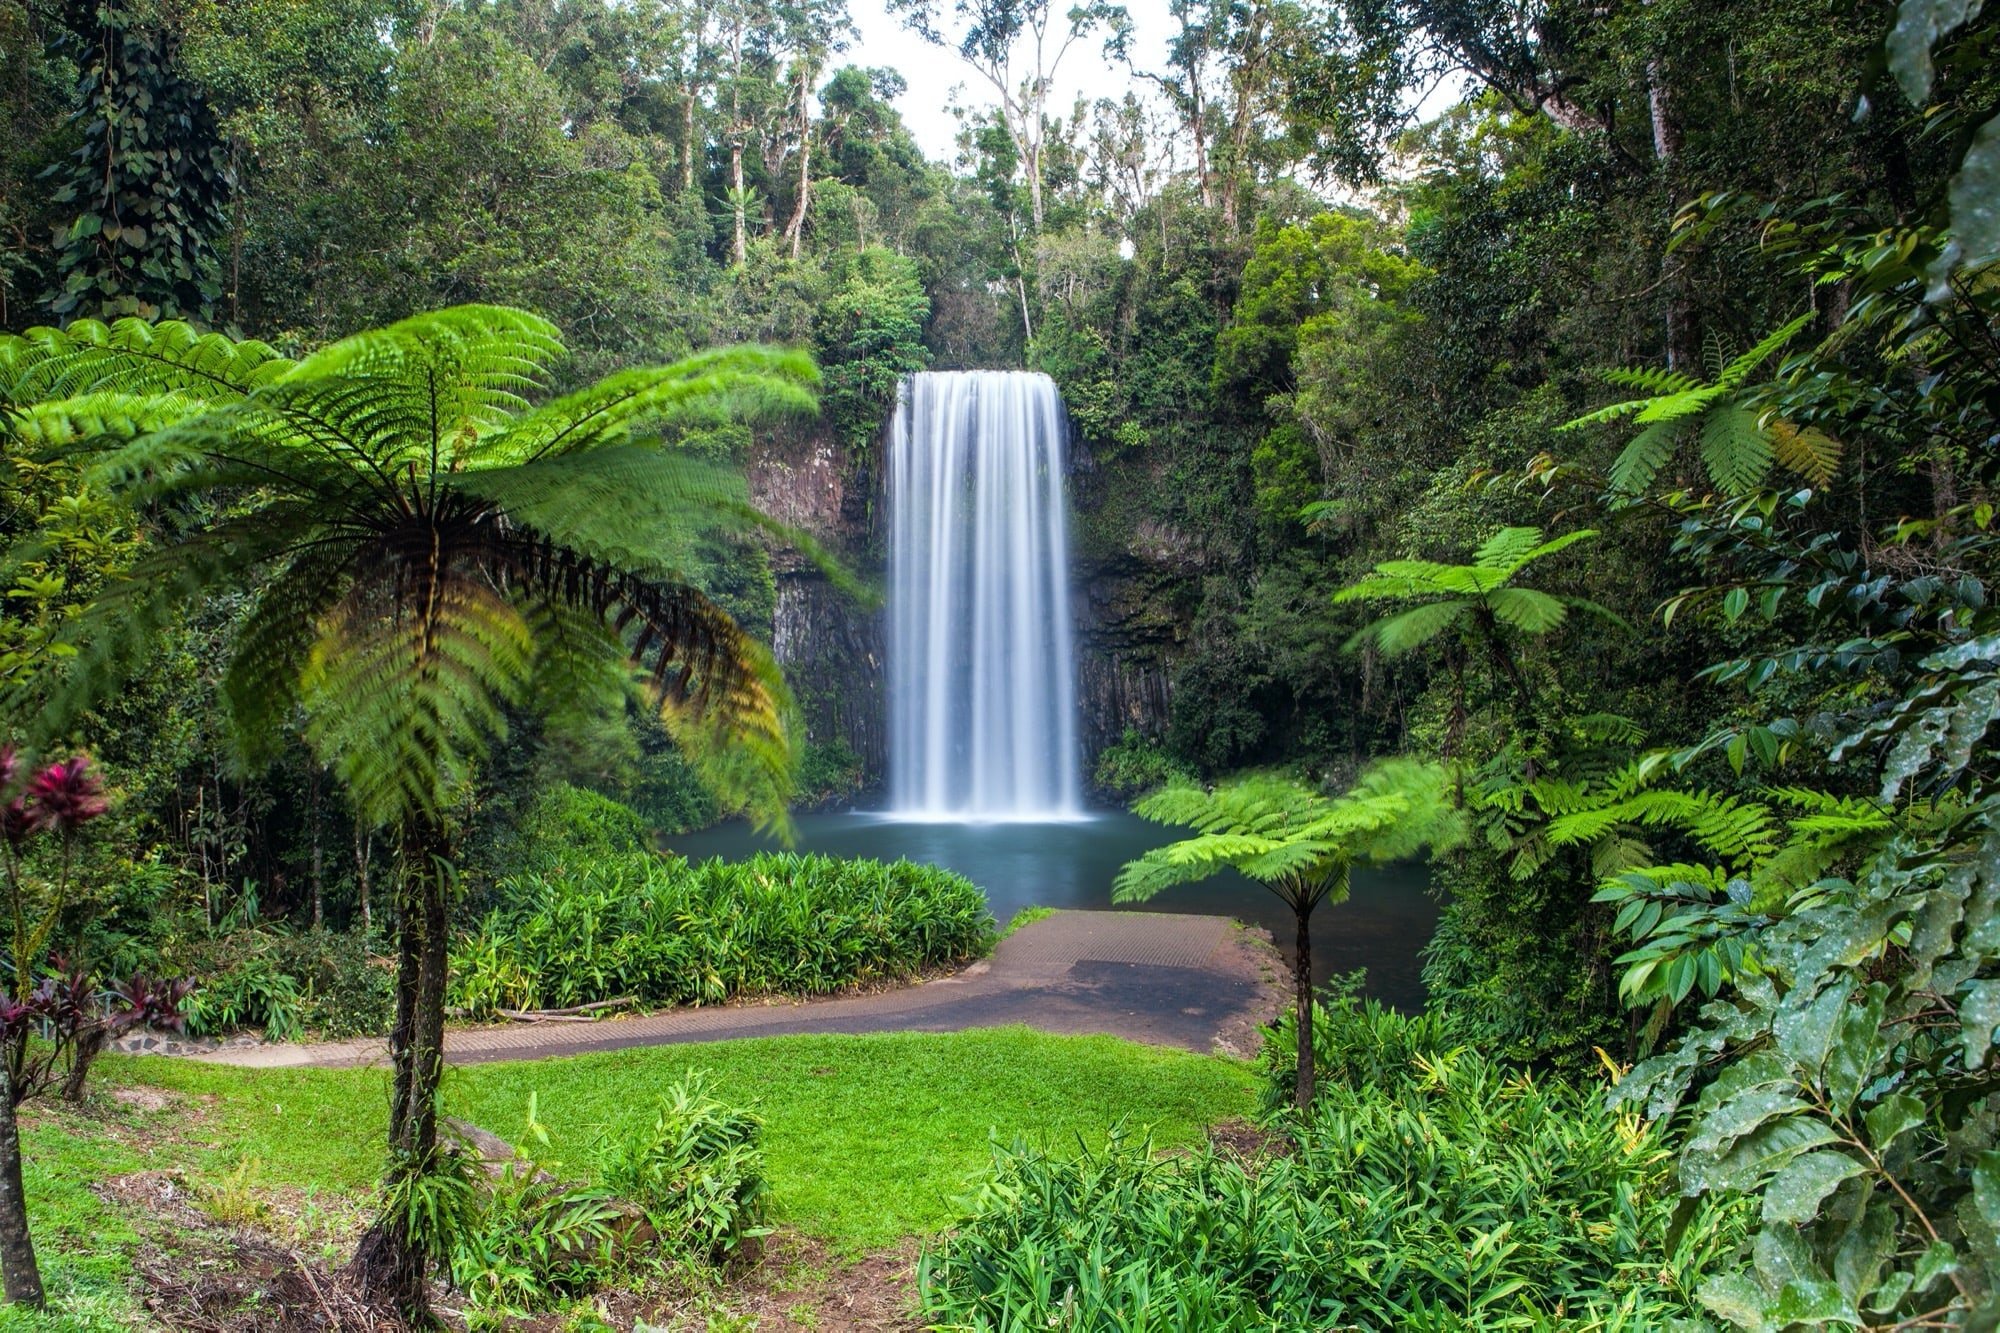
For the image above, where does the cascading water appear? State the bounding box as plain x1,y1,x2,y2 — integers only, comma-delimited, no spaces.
887,371,1083,820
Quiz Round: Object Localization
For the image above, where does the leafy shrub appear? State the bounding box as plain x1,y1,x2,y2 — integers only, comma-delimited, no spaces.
477,781,653,880
1254,971,1452,1115
448,853,993,1014
922,1043,1747,1329
599,1071,769,1261
796,739,865,808
438,1073,767,1319
177,927,389,1040
451,1165,626,1317
267,928,393,1038
181,940,304,1041
1092,728,1196,799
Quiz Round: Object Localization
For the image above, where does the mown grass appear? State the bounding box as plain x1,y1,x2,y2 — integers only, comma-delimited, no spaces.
0,1101,155,1331
105,1027,1255,1249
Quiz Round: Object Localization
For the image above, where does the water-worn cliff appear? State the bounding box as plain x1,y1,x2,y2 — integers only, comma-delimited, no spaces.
746,404,1192,801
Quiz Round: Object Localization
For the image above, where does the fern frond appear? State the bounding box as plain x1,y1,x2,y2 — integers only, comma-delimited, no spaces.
1561,396,1655,430
2,392,196,448
1607,419,1685,493
1717,312,1813,389
1699,403,1774,493
1471,526,1548,574
1633,383,1729,424
1767,419,1842,486
1485,586,1570,635
1343,600,1467,656
1332,560,1460,601
224,545,359,767
303,573,536,828
290,304,563,428
486,345,820,464
1598,366,1700,394
6,318,293,403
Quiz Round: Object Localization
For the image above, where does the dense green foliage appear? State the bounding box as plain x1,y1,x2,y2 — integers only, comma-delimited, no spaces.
2,0,1999,1322
449,851,993,1015
921,1007,1746,1330
432,1071,768,1316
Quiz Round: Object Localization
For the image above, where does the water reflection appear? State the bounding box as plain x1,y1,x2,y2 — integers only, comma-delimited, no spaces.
666,809,1440,1011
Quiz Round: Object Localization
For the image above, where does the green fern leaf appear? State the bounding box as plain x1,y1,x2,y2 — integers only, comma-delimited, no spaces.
1608,419,1686,493
1699,404,1774,493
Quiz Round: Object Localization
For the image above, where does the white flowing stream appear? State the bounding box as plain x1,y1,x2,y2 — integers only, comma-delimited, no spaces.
887,371,1083,820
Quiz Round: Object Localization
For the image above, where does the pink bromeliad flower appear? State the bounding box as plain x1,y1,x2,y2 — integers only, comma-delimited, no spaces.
24,757,108,834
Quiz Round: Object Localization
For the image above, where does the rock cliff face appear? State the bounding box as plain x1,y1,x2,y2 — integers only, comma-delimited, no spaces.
745,426,888,785
745,411,1190,798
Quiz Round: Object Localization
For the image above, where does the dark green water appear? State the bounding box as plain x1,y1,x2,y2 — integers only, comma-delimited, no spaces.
667,810,1439,1011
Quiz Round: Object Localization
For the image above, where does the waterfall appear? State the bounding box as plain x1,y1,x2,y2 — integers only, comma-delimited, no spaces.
887,371,1083,820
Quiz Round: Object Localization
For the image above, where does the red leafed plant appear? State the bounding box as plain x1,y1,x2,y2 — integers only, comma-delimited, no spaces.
0,746,193,1103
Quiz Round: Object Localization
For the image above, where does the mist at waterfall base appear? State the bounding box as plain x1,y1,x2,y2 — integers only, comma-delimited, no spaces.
675,369,1438,1010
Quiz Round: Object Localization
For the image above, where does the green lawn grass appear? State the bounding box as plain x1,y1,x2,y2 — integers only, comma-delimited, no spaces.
109,1026,1255,1248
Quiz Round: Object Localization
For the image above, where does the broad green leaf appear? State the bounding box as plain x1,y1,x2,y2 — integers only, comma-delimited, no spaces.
1912,1240,1959,1295
1698,1273,1774,1331
1824,985,1887,1113
1959,979,2000,1067
1770,1277,1860,1326
1774,978,1855,1079
1761,1149,1866,1224
1862,1093,1926,1155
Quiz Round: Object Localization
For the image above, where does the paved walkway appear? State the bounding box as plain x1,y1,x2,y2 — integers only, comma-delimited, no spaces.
196,910,1285,1070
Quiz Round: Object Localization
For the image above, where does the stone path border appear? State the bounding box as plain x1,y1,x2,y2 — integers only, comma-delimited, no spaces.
196,910,1285,1070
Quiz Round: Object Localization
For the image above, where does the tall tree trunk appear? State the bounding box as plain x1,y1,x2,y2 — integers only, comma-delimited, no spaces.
355,826,372,933
682,91,698,193
785,68,811,260
0,1070,42,1307
348,821,451,1319
1292,896,1314,1113
730,138,748,266
1648,59,1695,371
308,764,324,931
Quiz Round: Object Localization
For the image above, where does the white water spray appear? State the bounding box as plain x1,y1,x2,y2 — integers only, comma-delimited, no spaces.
887,371,1083,820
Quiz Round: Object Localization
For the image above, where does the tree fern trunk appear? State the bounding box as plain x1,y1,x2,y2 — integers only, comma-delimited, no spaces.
1293,899,1314,1113
349,821,451,1320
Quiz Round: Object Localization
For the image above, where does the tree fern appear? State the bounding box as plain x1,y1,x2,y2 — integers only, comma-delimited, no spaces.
1335,526,1612,659
0,304,836,1316
1119,761,1462,1111
1564,313,1819,495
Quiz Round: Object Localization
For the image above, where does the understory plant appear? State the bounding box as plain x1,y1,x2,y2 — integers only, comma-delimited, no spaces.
921,1007,1747,1329
1117,760,1461,1111
0,746,187,1305
434,1072,767,1320
1254,970,1452,1115
449,852,991,1015
1518,116,2000,1325
2,306,834,1319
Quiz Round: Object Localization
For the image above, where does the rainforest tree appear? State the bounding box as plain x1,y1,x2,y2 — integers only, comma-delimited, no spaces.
0,306,829,1315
